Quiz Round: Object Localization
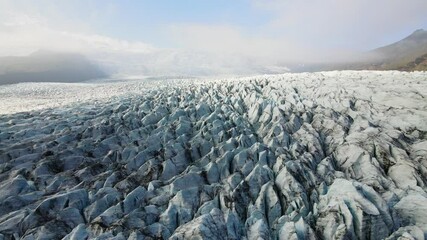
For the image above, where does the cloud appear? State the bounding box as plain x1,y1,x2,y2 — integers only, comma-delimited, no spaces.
0,13,155,56
2,13,42,27
168,24,288,58
167,23,361,65
0,12,296,75
60,32,155,54
251,0,427,49
1,1,426,76
163,0,427,65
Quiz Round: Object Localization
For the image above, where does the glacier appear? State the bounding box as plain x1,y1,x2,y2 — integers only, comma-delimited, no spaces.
0,71,426,239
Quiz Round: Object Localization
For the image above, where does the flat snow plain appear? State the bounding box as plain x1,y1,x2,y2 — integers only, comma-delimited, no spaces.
0,71,426,239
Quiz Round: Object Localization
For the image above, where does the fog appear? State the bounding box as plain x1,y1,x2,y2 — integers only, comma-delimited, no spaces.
1,0,426,76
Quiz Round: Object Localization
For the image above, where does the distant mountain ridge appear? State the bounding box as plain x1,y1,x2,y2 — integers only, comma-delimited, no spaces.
370,29,427,70
292,29,427,72
0,51,107,85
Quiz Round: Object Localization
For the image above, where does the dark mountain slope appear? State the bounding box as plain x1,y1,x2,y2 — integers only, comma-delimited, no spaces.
0,51,107,85
292,29,427,72
370,29,427,70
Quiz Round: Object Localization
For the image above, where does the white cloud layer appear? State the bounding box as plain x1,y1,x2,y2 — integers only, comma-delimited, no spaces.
251,0,427,49
1,0,426,76
0,14,154,56
0,13,294,76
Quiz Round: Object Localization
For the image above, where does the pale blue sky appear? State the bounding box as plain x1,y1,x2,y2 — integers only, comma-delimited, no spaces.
68,0,271,48
2,0,427,49
1,0,427,74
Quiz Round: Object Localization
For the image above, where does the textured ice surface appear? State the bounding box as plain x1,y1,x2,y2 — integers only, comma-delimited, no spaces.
0,71,426,239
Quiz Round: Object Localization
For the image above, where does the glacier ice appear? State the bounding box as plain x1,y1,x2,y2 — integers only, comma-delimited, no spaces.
0,71,426,239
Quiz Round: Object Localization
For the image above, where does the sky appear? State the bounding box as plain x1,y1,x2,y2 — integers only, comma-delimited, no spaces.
1,0,427,75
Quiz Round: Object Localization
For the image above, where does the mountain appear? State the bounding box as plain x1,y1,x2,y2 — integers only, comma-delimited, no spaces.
0,50,107,85
292,29,427,72
369,29,427,70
